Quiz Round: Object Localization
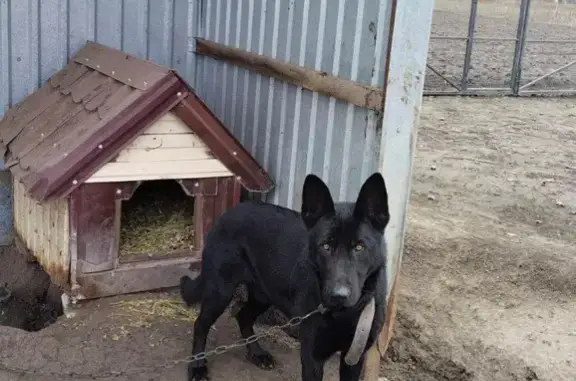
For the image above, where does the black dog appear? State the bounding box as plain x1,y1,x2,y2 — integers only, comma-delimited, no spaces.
180,172,389,381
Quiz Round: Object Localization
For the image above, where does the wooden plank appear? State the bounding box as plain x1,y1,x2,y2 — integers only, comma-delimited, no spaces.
86,159,232,182
159,112,181,122
231,178,242,207
124,133,207,150
13,179,70,288
114,147,212,163
76,255,201,299
213,178,230,221
193,178,219,250
378,276,399,357
70,183,118,274
173,96,274,193
142,114,193,134
195,38,384,112
85,172,232,183
363,346,381,381
363,277,399,381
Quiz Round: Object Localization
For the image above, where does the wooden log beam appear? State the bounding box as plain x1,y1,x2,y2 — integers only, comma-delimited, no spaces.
195,38,385,112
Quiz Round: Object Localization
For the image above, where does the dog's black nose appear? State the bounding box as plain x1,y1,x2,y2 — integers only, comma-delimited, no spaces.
326,286,351,307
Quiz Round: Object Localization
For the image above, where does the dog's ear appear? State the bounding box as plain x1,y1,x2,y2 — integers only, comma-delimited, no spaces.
301,174,335,229
354,173,389,231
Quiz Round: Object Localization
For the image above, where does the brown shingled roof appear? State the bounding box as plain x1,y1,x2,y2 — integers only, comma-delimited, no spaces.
0,41,273,201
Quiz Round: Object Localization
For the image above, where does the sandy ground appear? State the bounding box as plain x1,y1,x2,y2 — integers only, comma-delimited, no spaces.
426,0,576,91
382,96,576,381
1,96,574,381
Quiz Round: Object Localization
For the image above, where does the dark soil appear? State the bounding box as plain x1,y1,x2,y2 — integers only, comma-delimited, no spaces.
0,245,63,331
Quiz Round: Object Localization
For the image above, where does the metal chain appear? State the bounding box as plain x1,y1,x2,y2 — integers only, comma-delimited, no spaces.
0,304,327,379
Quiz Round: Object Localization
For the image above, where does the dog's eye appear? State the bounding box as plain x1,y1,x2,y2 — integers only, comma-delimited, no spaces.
322,243,331,251
354,243,365,252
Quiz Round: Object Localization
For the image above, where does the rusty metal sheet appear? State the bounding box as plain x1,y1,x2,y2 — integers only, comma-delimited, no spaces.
173,94,274,193
72,41,170,91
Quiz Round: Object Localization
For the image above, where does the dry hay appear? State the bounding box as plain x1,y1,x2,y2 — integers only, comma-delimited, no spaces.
105,297,198,340
119,181,195,257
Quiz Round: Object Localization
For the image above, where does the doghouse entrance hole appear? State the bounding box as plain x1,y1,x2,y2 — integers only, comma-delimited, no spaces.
119,180,195,260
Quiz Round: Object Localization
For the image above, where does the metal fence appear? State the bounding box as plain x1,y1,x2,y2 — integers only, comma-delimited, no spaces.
424,0,576,95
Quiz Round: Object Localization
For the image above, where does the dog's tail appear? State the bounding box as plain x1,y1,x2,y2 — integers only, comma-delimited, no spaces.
179,274,204,306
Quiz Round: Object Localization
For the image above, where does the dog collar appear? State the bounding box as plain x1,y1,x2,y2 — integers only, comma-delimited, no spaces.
343,296,375,366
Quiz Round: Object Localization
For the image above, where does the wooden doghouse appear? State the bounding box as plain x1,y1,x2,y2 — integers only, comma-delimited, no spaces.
0,41,273,301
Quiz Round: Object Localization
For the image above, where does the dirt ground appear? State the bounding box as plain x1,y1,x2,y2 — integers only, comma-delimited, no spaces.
0,245,62,331
382,96,576,381
1,96,575,380
426,0,576,91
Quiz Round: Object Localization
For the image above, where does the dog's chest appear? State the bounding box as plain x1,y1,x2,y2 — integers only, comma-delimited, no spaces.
314,312,362,353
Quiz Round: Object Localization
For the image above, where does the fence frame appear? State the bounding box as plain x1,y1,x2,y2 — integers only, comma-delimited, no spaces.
424,0,576,96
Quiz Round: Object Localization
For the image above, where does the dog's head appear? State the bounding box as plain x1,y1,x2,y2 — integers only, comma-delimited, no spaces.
301,173,389,310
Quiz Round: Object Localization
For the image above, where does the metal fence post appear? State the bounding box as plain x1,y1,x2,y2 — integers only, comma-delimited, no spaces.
461,0,479,92
511,0,532,95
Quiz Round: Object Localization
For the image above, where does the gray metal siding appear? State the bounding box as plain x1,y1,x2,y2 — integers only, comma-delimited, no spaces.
197,0,393,209
1,0,394,210
0,0,435,299
0,0,197,116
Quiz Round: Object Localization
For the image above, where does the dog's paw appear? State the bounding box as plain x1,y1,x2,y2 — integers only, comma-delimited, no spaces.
188,364,210,381
247,351,276,370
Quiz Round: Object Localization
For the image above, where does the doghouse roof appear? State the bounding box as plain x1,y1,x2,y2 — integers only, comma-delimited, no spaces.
0,41,273,201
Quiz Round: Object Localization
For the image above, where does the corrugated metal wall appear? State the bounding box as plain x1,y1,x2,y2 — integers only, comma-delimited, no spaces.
0,0,199,116
197,0,393,208
1,0,393,209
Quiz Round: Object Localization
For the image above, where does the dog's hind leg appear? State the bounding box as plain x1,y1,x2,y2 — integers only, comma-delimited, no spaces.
235,287,276,370
188,285,236,381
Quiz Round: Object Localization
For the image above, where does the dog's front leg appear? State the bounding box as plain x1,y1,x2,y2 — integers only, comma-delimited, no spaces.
300,337,325,381
299,320,326,381
339,354,365,381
